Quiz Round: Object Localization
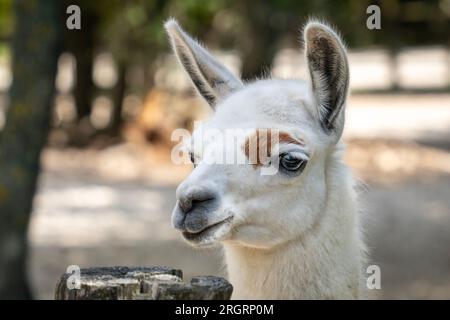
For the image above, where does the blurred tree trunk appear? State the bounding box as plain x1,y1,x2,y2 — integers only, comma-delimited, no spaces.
0,0,60,299
70,7,97,122
239,3,280,80
73,44,94,121
109,62,126,135
240,33,278,80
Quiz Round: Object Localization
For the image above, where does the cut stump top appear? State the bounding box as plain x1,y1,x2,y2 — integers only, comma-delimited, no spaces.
55,266,232,300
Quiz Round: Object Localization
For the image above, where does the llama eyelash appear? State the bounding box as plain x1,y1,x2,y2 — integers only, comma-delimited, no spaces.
279,151,309,175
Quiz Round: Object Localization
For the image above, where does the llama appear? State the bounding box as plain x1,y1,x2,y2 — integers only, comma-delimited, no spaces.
165,18,366,299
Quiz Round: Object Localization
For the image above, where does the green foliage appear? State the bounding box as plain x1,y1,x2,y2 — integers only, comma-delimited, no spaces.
93,0,449,68
4,0,449,86
0,0,13,39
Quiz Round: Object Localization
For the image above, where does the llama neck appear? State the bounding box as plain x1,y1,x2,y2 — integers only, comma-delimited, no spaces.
223,151,365,299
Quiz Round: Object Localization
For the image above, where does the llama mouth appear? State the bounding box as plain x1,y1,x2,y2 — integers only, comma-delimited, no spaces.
182,216,233,243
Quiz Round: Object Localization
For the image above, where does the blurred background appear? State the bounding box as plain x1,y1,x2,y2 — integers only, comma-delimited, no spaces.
0,0,449,299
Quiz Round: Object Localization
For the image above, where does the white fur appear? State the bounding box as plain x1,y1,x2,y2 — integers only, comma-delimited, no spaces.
165,19,366,299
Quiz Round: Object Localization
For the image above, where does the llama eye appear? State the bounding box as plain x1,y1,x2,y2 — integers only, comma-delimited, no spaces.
280,152,307,173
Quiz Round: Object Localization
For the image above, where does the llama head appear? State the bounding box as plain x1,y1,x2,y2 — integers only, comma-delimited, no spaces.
165,19,349,249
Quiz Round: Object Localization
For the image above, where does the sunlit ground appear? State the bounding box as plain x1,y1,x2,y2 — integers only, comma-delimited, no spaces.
27,93,450,299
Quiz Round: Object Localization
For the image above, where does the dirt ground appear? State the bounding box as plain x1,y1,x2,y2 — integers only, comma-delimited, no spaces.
27,136,450,300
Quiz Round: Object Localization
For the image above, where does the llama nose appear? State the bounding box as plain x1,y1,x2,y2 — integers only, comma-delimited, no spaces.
178,189,216,214
172,188,218,232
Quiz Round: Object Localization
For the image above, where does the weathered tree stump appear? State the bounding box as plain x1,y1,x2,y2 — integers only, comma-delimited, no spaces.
55,266,233,300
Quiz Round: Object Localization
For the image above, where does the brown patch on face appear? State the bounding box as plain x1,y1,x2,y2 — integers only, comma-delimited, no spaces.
279,132,304,146
243,129,304,167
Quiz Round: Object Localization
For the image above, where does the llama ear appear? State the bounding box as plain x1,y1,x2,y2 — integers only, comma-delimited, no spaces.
164,19,243,109
303,21,349,137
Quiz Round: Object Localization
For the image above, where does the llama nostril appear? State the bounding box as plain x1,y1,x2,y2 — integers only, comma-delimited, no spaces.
172,190,220,233
179,197,215,214
178,190,217,214
179,198,192,213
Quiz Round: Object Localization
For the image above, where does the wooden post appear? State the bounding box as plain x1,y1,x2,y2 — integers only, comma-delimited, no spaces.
55,266,233,300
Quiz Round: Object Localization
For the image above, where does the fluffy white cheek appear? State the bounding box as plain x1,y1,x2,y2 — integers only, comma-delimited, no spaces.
224,198,293,248
225,185,322,247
